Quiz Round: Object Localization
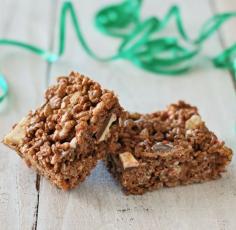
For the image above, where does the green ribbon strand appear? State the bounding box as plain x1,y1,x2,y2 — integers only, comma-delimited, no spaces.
0,39,58,62
0,0,236,103
213,44,236,79
0,74,8,103
95,1,236,74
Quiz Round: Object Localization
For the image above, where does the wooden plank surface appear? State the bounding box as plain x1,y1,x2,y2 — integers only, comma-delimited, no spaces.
0,0,56,229
212,0,236,82
37,0,236,230
0,0,236,229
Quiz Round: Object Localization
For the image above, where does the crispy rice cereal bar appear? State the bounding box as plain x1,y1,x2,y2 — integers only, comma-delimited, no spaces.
3,72,123,190
105,101,233,195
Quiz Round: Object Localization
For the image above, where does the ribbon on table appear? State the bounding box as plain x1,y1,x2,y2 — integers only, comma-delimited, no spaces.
0,74,8,103
0,0,236,103
213,44,236,79
95,1,236,74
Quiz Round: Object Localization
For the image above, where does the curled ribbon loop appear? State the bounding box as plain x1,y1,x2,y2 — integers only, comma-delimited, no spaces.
95,1,236,74
0,0,236,104
95,0,142,38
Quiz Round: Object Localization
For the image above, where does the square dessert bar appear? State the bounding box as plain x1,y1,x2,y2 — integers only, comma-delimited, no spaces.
3,72,123,190
106,101,233,195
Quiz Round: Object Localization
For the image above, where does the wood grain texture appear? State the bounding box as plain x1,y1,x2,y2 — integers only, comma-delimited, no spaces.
0,0,236,229
0,0,56,229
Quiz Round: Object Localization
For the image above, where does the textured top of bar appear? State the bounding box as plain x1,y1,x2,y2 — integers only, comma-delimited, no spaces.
3,71,122,172
110,101,232,169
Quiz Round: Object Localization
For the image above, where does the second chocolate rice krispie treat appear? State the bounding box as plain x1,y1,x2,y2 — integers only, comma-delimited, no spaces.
3,72,123,190
106,101,233,195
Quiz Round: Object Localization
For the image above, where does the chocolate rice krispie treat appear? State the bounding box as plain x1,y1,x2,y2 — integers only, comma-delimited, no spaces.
3,72,123,190
105,101,233,195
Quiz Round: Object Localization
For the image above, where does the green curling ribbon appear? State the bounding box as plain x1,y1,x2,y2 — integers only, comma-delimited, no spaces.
0,74,8,103
0,0,236,104
213,44,236,79
95,1,236,74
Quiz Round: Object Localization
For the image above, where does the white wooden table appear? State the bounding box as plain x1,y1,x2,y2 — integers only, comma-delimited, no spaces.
0,0,236,229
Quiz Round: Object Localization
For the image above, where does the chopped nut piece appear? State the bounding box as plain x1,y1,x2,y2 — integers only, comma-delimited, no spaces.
185,115,202,129
49,96,61,109
185,129,193,137
43,104,53,117
3,117,28,147
139,128,149,139
98,113,117,142
61,111,71,123
70,92,81,105
53,120,76,141
70,137,77,149
152,142,173,152
119,152,139,169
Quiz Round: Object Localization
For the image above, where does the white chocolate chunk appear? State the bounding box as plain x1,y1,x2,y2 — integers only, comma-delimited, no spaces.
185,129,193,138
70,137,77,149
3,117,28,147
98,113,117,142
185,115,202,130
119,152,139,169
